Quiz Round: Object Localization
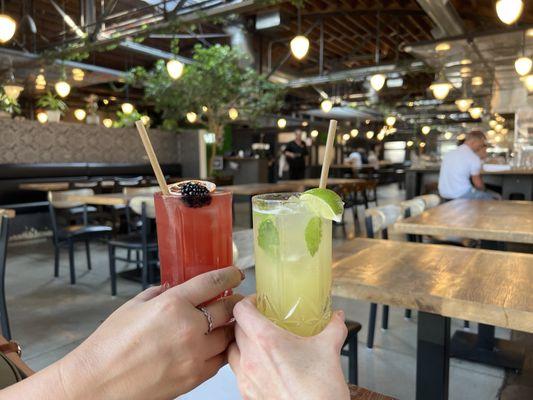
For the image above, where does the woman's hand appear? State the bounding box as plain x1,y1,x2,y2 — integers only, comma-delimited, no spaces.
0,267,244,400
228,297,350,400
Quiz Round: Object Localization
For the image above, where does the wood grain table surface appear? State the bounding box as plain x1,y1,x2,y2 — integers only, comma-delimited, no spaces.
0,209,15,218
332,238,533,334
19,181,116,192
394,199,533,244
61,192,134,206
348,384,396,400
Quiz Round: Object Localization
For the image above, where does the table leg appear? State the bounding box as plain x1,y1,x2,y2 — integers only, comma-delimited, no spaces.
416,311,450,400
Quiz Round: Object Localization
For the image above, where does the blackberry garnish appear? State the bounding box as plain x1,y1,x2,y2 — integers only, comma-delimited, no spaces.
180,182,212,208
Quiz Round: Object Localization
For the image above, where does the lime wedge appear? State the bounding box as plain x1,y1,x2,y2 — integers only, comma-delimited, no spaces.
300,188,344,222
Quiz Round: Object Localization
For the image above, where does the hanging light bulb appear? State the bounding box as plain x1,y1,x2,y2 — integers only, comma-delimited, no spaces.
406,140,414,147
36,111,48,124
489,120,497,128
515,56,532,76
385,116,396,126
290,35,310,60
310,129,319,138
487,129,496,137
35,73,46,90
377,132,385,141
421,126,431,135
228,107,239,120
496,0,523,25
494,123,503,132
435,42,451,52
0,14,16,43
166,59,184,80
55,80,70,98
277,118,287,129
468,106,484,119
501,128,509,135
471,76,483,86
366,131,374,139
444,131,453,140
369,74,386,91
419,142,426,148
121,102,134,114
74,109,86,121
429,73,453,100
186,111,197,123
3,83,23,100
342,133,350,142
71,68,85,81
103,118,113,128
202,105,208,112
455,98,474,112
350,129,359,137
102,98,109,105
320,99,333,113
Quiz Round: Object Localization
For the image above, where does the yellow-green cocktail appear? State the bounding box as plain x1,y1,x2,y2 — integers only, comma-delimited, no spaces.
252,189,343,336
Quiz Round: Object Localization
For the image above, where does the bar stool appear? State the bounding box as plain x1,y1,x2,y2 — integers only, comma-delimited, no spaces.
364,205,401,348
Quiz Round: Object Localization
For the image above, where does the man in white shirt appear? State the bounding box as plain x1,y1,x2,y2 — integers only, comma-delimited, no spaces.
438,130,493,200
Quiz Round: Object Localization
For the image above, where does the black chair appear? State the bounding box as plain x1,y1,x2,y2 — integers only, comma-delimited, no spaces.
109,177,144,232
48,189,112,284
108,196,158,295
364,205,401,349
0,216,11,340
341,320,361,384
364,180,378,207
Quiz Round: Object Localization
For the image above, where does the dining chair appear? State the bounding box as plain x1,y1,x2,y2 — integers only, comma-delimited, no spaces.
0,216,11,340
364,204,402,349
48,189,112,284
364,180,379,207
108,196,158,295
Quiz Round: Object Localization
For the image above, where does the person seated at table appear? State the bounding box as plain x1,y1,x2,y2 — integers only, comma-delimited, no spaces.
438,130,495,200
346,148,363,168
0,267,349,400
284,129,308,180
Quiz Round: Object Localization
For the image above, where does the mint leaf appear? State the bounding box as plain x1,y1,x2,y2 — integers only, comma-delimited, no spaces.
305,217,322,257
258,219,279,258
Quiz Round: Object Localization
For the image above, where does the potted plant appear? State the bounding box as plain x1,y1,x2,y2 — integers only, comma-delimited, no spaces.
36,91,67,122
0,94,20,118
128,44,284,176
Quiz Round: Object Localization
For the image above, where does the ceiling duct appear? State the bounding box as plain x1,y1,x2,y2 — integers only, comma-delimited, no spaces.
225,20,255,67
416,0,465,38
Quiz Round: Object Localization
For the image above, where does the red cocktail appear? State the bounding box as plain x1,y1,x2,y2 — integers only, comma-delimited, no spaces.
154,184,233,288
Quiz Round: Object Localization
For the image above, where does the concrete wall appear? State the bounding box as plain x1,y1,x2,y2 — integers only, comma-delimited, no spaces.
0,118,180,164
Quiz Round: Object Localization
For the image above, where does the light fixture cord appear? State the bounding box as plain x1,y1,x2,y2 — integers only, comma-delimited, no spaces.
523,29,526,57
297,7,301,35
375,10,381,64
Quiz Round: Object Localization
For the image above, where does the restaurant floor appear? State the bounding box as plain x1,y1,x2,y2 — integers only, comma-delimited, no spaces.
5,184,532,399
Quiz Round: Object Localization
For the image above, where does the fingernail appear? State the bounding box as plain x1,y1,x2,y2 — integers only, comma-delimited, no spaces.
239,269,245,281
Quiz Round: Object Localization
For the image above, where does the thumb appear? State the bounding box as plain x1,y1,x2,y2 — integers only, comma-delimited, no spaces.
316,310,348,353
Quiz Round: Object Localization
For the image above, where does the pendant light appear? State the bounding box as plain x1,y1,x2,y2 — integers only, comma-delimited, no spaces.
455,79,473,112
515,31,532,76
421,126,431,135
468,106,484,119
429,71,452,100
277,118,287,128
228,107,239,120
166,59,184,80
496,0,523,25
0,1,16,44
141,115,150,126
35,72,46,90
55,66,70,98
370,74,386,91
365,131,374,139
471,76,483,86
103,118,113,128
320,98,333,113
523,74,533,91
310,129,319,138
74,109,86,121
290,8,309,60
406,140,414,147
36,111,48,124
2,65,23,100
186,111,197,123
385,115,396,126
350,129,359,137
121,102,134,114
72,68,85,81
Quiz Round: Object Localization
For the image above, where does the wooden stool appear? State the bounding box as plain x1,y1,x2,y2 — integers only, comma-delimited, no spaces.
341,320,361,385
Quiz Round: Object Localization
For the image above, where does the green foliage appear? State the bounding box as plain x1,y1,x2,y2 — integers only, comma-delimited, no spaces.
0,94,20,115
114,109,143,128
36,91,67,113
128,44,285,141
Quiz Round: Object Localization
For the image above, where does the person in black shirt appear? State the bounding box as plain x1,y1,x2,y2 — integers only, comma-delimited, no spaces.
284,130,308,180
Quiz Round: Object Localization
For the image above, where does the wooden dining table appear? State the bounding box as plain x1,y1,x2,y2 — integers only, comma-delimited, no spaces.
332,238,533,400
393,199,533,377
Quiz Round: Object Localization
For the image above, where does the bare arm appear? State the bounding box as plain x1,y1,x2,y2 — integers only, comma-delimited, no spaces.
471,174,484,191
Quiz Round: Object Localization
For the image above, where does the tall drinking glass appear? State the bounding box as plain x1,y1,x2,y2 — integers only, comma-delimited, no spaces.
154,190,233,288
252,193,332,337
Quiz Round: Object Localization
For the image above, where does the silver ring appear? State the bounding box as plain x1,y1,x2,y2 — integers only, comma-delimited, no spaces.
198,306,214,334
